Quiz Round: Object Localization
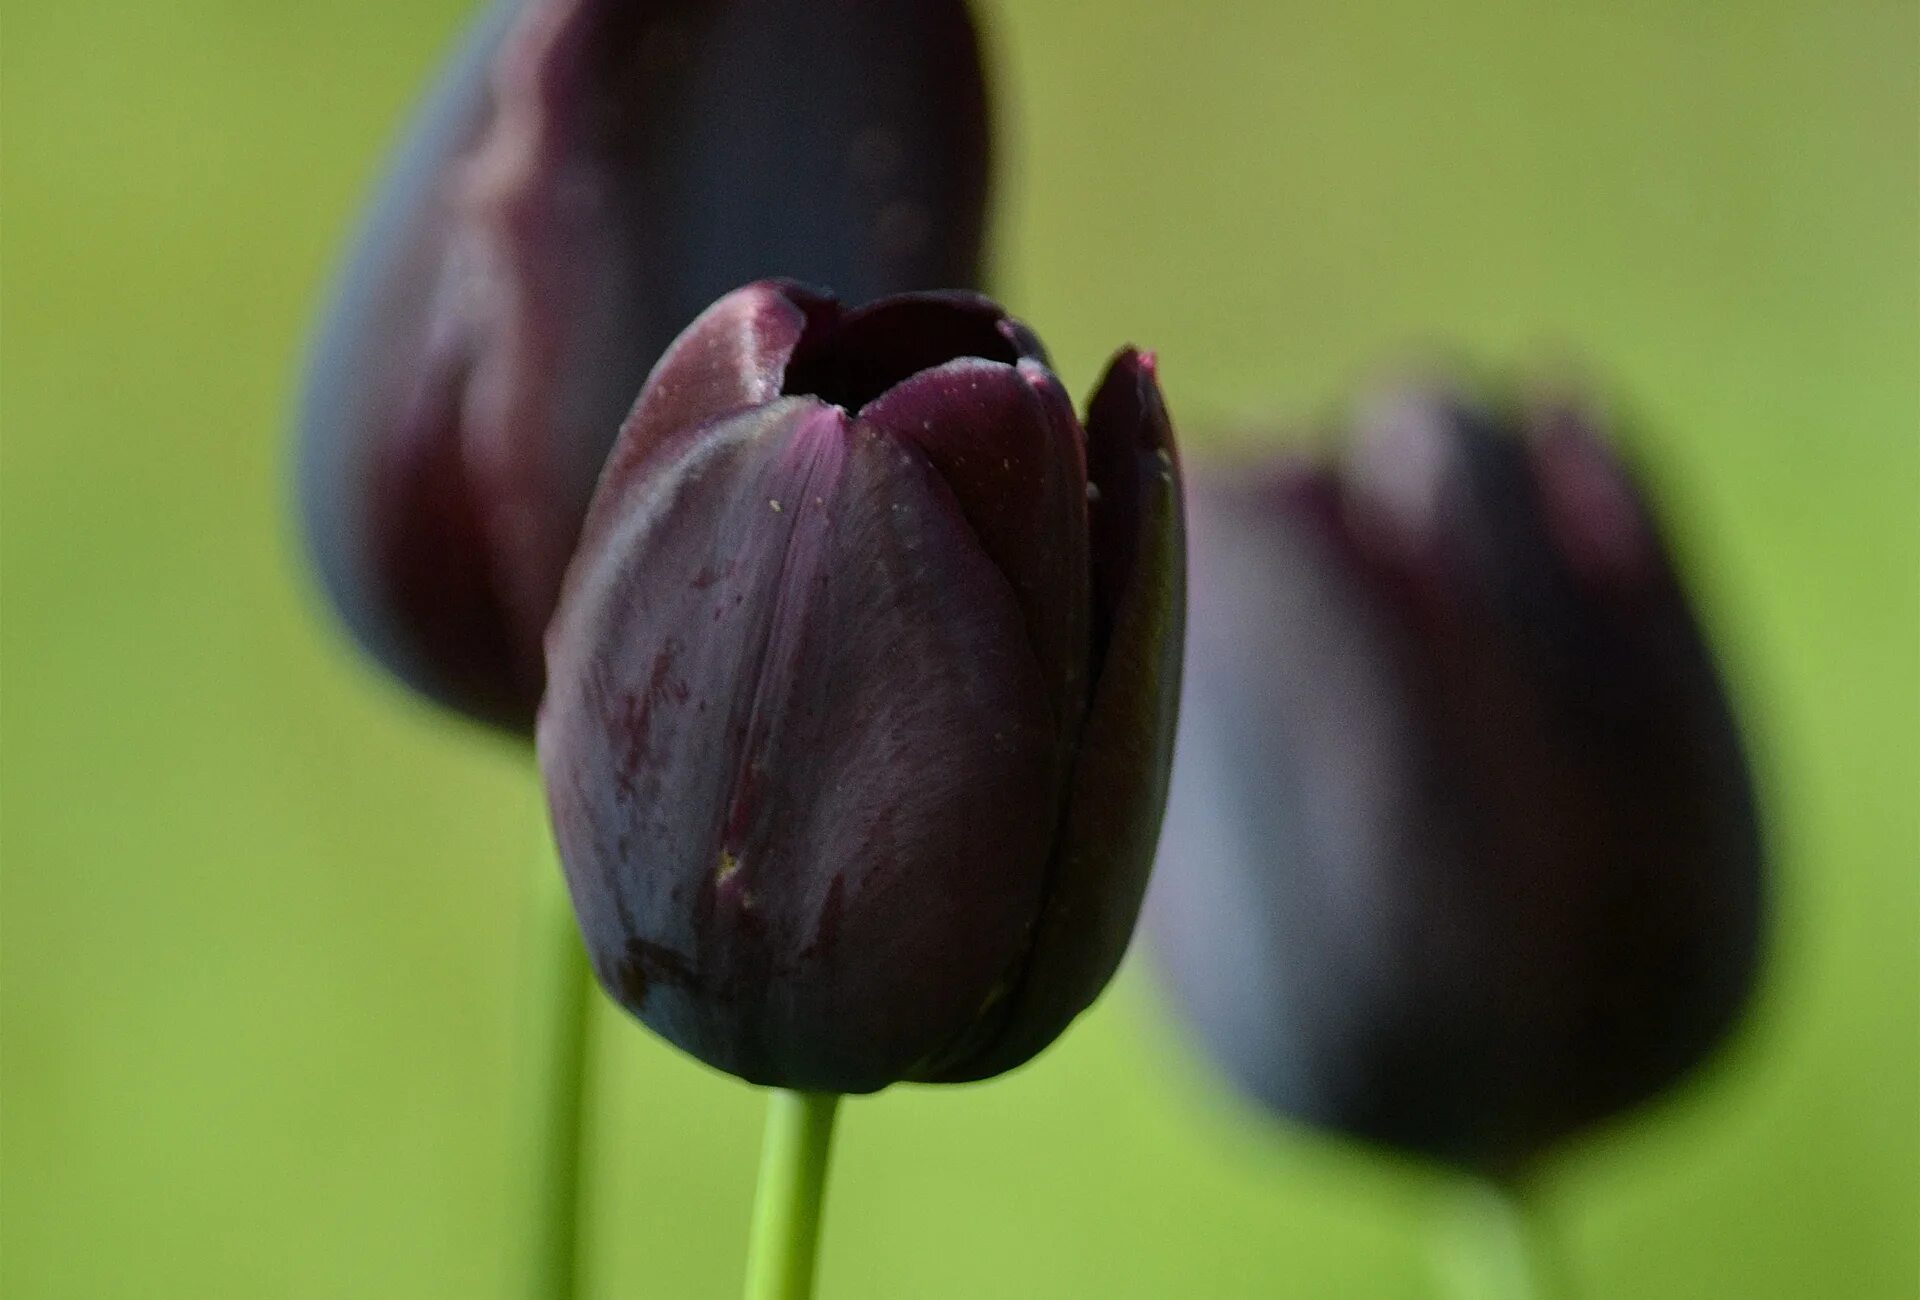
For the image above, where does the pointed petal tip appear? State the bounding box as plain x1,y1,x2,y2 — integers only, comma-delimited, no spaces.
1525,401,1658,587
1081,338,1184,677
1014,356,1075,416
1089,345,1177,459
1016,356,1052,387
628,280,833,426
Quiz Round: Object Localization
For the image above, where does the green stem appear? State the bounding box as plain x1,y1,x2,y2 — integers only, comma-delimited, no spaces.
512,819,593,1300
743,1091,841,1300
1439,1177,1577,1300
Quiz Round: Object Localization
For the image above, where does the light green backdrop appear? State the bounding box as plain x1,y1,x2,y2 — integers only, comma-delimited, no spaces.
3,2,1915,1296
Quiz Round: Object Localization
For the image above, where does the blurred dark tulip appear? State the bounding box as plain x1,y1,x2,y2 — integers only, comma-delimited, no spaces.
1147,388,1762,1176
298,0,992,732
539,280,1184,1091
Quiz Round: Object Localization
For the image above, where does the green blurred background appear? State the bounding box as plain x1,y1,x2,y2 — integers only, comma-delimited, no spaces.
3,1,1915,1296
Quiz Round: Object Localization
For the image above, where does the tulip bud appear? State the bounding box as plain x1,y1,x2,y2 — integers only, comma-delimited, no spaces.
1146,387,1762,1176
298,0,992,731
539,281,1185,1092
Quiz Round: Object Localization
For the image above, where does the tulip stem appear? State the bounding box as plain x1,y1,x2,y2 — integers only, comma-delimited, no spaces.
744,1090,841,1300
1440,1177,1577,1300
513,817,593,1300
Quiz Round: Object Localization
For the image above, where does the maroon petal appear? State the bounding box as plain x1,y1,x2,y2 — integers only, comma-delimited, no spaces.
1082,349,1175,665
859,357,1090,737
363,338,536,728
1525,397,1659,590
297,3,521,723
539,399,1060,1091
578,280,834,561
935,348,1186,1080
1144,470,1432,1150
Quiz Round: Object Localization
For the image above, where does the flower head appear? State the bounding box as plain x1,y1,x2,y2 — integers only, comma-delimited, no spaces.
1148,387,1762,1174
540,281,1185,1091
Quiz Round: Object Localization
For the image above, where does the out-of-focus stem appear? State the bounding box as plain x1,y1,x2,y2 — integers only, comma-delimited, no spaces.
1438,1175,1577,1300
743,1090,841,1300
512,817,593,1299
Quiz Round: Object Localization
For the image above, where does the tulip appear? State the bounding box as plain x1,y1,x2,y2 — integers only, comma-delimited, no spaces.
297,0,992,732
1146,387,1762,1177
539,280,1186,1092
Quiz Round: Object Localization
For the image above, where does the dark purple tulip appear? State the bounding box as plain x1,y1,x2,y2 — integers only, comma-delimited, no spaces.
1147,387,1762,1176
298,0,992,732
538,280,1185,1092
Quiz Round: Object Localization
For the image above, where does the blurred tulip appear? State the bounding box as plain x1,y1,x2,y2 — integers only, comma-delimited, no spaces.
1147,388,1762,1176
539,280,1185,1092
298,0,992,731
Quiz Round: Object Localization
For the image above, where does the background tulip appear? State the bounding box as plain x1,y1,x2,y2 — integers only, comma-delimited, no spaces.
539,280,1185,1093
297,0,992,732
1147,387,1763,1178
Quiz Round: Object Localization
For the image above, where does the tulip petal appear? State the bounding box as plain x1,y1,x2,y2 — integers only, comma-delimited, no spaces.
935,349,1186,1080
1525,398,1659,590
297,1,519,721
1145,473,1435,1149
1369,402,1762,1165
581,280,833,547
860,358,1090,737
361,343,539,729
540,399,1059,1091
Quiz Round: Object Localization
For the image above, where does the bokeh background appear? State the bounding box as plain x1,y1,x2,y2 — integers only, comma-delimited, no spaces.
3,1,1915,1296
